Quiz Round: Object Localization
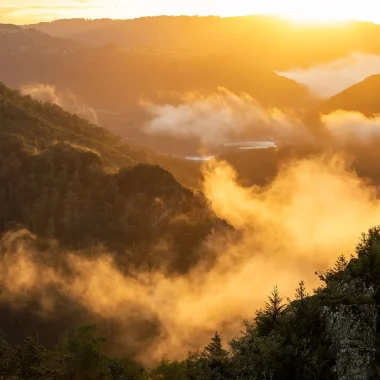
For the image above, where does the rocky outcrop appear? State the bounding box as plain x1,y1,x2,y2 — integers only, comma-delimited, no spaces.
320,304,377,380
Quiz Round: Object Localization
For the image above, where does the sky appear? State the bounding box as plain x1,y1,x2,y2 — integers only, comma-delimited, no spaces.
0,0,379,25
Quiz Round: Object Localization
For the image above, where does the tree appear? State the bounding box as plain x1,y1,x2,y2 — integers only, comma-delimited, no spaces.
185,332,230,380
333,254,348,273
204,332,227,360
356,226,380,258
13,337,55,380
256,285,286,336
350,226,380,291
316,254,349,287
295,280,308,301
230,321,283,380
56,324,111,380
287,280,310,314
0,339,16,378
108,357,147,380
149,356,186,380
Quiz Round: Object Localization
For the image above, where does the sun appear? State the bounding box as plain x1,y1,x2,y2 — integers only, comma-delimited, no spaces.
217,0,377,24
268,0,360,24
278,4,353,24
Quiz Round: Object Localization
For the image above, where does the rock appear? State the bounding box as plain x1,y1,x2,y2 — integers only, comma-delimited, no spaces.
320,304,377,380
341,279,376,298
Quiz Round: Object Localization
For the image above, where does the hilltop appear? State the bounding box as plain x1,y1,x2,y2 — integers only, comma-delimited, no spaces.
0,22,316,155
0,83,229,273
29,15,380,70
0,24,313,112
1,15,380,379
0,23,83,52
317,74,380,116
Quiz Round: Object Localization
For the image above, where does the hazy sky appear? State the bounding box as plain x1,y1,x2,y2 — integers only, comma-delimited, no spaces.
1,0,379,24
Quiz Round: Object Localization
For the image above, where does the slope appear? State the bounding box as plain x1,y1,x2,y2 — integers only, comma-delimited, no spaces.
316,74,380,116
0,29,313,112
0,83,229,275
0,25,316,156
0,23,84,52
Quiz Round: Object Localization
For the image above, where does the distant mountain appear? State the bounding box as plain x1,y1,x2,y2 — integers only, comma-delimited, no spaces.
0,25,313,111
0,23,316,155
0,23,84,51
316,74,380,116
29,15,380,71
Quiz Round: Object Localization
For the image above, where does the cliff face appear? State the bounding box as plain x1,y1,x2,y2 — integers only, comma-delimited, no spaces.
319,275,378,380
321,304,377,380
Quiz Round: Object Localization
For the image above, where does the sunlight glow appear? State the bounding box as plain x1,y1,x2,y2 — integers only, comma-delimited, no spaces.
216,0,378,24
2,0,379,25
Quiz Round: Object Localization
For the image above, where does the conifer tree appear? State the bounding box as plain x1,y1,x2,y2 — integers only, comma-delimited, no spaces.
256,285,286,336
204,332,228,360
295,280,308,301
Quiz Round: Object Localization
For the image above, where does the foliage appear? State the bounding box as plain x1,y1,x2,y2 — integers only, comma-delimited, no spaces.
185,332,231,380
1,81,380,379
1,227,380,379
0,83,228,275
149,357,186,380
56,324,111,380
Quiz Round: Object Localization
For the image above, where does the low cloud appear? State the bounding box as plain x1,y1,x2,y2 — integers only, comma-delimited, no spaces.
322,111,380,143
142,87,380,151
7,83,380,364
2,152,380,363
142,87,311,148
278,52,380,98
142,86,380,154
21,84,99,125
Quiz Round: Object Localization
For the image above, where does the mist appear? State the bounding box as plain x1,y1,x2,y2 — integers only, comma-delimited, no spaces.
277,52,380,98
322,111,380,142
142,87,311,148
2,146,380,363
142,87,380,154
21,84,99,125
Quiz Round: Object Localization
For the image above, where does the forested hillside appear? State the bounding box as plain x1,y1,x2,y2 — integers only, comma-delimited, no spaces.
0,83,229,274
1,13,380,379
1,227,380,379
0,22,320,159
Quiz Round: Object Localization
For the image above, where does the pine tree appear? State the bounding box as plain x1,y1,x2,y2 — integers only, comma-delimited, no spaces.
295,280,308,301
204,332,227,360
202,332,230,380
256,285,286,336
333,254,348,273
265,285,286,320
316,254,349,286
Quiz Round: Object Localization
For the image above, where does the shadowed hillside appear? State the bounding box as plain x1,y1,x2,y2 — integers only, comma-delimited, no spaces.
0,83,229,274
1,227,380,379
1,13,380,380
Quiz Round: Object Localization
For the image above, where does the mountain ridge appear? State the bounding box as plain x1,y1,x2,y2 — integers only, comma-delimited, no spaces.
317,74,380,116
27,15,380,71
0,82,230,273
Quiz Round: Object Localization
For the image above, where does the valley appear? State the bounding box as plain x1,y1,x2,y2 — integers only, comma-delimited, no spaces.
0,11,380,380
